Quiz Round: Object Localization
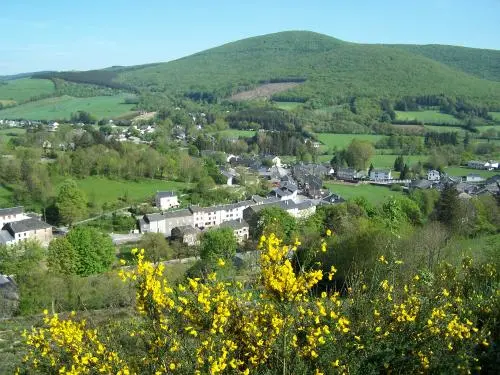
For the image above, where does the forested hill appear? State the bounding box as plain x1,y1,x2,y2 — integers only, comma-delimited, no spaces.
387,44,500,82
111,31,500,105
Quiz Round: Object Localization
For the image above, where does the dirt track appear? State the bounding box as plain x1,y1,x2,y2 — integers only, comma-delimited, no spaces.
230,82,301,101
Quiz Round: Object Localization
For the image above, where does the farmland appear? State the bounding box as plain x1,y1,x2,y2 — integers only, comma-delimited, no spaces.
0,78,55,104
0,95,136,120
490,112,500,121
0,128,26,144
323,182,402,202
395,110,462,125
273,101,303,111
59,177,191,208
443,166,499,178
0,184,13,207
370,154,428,168
315,133,385,149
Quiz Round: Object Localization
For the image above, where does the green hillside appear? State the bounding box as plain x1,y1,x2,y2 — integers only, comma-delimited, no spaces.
0,95,136,120
388,44,500,82
114,31,500,104
0,78,55,104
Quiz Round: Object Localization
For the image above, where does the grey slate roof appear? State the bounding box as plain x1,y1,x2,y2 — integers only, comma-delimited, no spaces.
0,230,14,244
171,226,200,236
3,218,51,234
0,206,24,216
156,191,176,198
220,220,249,230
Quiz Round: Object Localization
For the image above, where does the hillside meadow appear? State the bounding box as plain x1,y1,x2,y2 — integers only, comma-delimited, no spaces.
0,95,136,120
323,182,402,201
0,78,55,104
315,133,385,149
395,110,462,125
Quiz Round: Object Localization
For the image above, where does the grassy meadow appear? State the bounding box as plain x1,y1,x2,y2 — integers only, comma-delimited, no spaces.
489,112,500,121
443,166,499,178
370,154,428,168
0,128,26,144
324,182,402,202
315,133,385,149
0,184,13,207
0,95,136,120
0,78,55,104
58,177,191,208
395,110,462,124
273,101,302,110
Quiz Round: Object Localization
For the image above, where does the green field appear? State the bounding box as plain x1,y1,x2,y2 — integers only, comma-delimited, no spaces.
423,125,465,133
55,177,190,208
215,129,257,138
370,154,428,168
273,102,302,111
395,110,462,125
315,133,384,149
0,78,55,103
0,95,136,120
324,182,402,202
443,167,499,178
490,112,500,121
0,184,13,207
0,128,26,144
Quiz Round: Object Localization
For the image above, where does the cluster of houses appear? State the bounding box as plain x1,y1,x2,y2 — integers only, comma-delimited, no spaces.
0,207,53,246
140,190,318,246
467,160,499,171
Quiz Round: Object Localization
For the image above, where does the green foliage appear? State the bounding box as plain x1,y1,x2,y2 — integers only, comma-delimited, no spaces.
435,184,461,230
115,31,500,106
56,179,87,226
138,233,172,263
0,240,44,277
345,139,375,169
64,227,115,276
47,237,77,275
0,78,55,104
199,227,237,263
254,207,297,242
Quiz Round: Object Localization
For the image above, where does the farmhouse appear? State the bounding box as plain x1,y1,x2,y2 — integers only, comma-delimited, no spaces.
171,226,200,246
369,169,392,181
0,206,28,228
466,174,484,183
336,168,359,181
269,181,298,200
0,218,52,246
219,219,250,243
427,170,440,181
155,191,180,211
221,169,238,186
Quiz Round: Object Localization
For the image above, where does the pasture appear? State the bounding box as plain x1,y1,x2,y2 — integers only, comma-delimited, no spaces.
443,167,498,178
0,184,13,207
273,101,302,111
0,95,136,120
315,133,385,150
323,182,402,202
370,154,428,168
0,78,55,103
489,112,500,122
0,128,26,144
395,110,462,125
55,177,190,208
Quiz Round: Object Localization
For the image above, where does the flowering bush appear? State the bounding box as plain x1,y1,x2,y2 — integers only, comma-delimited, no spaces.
19,233,498,374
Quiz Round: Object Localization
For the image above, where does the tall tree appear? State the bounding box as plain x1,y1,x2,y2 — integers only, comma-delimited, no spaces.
345,139,375,170
138,233,172,263
393,155,405,172
47,237,77,275
199,228,237,263
56,180,87,226
400,163,410,180
435,184,460,229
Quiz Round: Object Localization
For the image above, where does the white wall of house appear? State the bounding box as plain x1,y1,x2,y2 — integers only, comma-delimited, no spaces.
0,213,29,228
156,195,180,210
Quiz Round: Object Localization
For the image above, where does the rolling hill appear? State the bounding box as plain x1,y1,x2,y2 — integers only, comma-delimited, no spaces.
1,31,500,121
387,44,500,82
112,31,500,104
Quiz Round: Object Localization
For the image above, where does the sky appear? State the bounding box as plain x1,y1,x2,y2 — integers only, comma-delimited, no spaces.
1,0,499,75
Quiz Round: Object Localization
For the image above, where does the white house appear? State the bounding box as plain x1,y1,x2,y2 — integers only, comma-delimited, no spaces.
466,174,484,183
155,191,180,210
369,169,392,181
485,161,499,170
219,219,250,243
427,170,440,181
0,207,29,228
272,156,282,167
467,161,488,170
0,218,53,246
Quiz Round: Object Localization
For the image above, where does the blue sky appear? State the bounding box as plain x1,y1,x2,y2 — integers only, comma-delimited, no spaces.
1,0,499,75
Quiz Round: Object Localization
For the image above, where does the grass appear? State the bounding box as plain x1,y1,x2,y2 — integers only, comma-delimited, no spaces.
315,133,385,150
323,182,402,202
273,102,302,110
423,125,466,133
0,184,13,207
0,95,136,120
443,167,499,178
395,110,462,125
215,129,257,138
489,112,500,122
0,78,55,104
0,128,26,144
370,154,428,168
58,177,191,208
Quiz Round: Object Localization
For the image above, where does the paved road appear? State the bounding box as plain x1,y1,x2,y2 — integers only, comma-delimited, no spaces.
110,233,142,245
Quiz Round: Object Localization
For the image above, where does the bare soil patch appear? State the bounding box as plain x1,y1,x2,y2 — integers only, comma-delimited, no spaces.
230,82,301,101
